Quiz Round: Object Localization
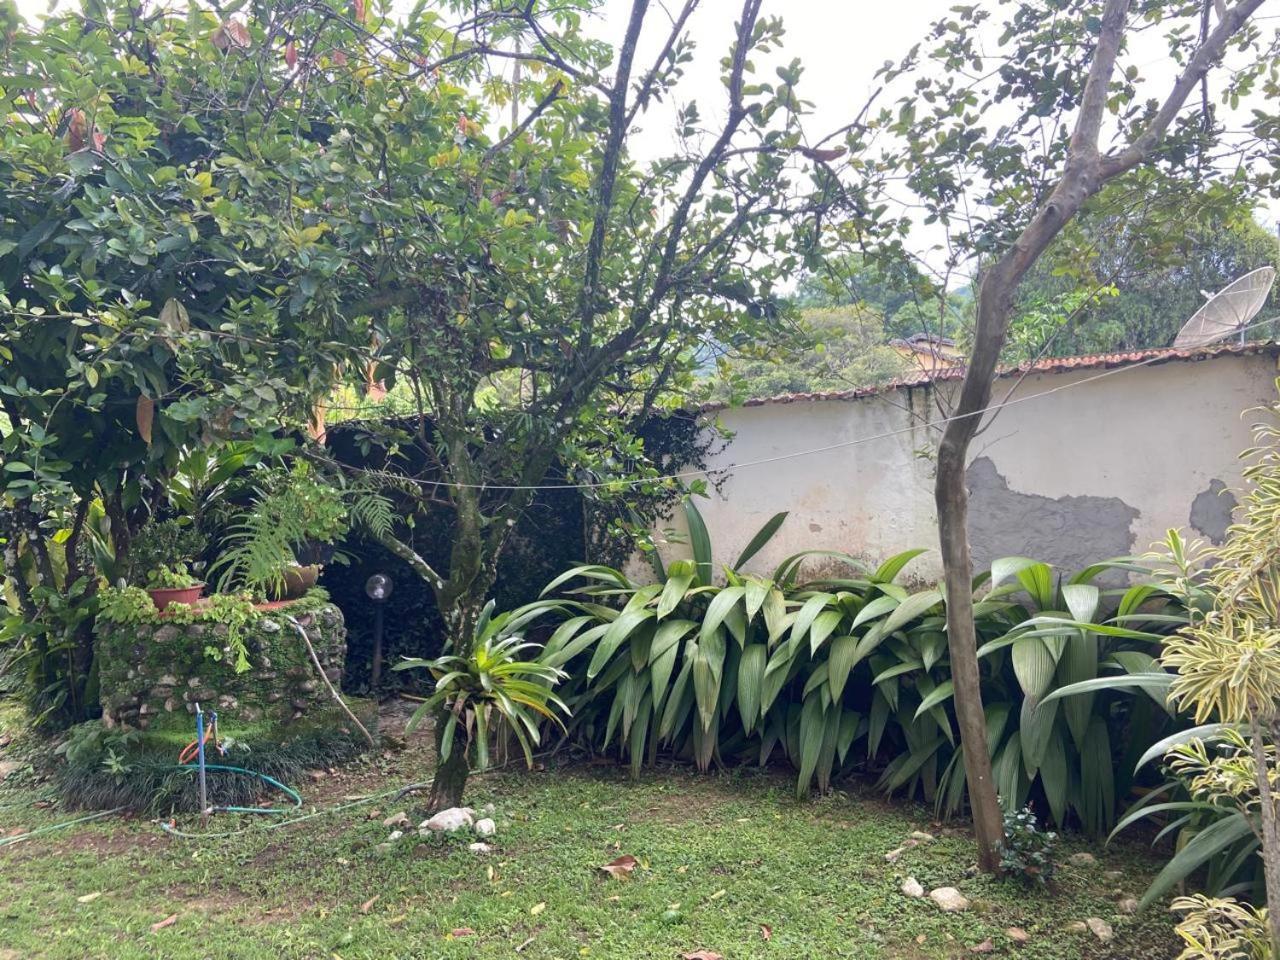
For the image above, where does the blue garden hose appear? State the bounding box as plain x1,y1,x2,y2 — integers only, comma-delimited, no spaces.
180,762,303,815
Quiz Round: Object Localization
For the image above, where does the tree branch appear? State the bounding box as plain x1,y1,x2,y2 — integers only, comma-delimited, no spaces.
1100,0,1267,178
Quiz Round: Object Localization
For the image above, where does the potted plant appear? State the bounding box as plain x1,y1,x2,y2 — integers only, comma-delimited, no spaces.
145,562,205,611
213,466,348,600
126,519,208,610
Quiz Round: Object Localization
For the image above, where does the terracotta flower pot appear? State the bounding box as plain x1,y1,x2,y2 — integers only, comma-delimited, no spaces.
148,583,205,612
278,564,320,600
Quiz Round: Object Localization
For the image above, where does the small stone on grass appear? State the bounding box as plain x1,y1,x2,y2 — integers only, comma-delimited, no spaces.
1087,917,1113,942
928,887,970,912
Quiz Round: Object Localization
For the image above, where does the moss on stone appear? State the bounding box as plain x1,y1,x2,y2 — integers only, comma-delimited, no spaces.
96,597,348,731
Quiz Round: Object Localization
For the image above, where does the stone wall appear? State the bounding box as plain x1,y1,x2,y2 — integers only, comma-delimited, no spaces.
97,603,347,730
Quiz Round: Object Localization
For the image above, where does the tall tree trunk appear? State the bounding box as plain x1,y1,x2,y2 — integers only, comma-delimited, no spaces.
936,387,1004,873
1249,711,1280,955
930,0,1265,874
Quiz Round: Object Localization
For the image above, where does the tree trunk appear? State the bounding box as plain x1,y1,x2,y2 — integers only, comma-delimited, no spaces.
936,428,1005,873
428,704,472,812
1249,712,1280,955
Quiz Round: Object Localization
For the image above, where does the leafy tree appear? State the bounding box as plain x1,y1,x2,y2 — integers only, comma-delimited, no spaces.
793,253,970,342
708,306,909,402
854,0,1277,872
271,1,859,806
0,1,355,721
1011,185,1279,357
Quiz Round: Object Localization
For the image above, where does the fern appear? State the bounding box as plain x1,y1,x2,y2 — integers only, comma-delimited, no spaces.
210,511,300,597
348,488,396,541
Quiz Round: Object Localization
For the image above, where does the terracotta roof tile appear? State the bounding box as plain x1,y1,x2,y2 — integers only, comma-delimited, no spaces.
700,340,1280,412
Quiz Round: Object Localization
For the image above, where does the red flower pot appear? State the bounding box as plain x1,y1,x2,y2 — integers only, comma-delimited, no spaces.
147,583,205,612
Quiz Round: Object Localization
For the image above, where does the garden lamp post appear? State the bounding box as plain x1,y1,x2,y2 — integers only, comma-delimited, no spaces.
365,573,393,693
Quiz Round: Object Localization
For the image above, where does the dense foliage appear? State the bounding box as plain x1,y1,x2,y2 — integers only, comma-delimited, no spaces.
707,305,911,403
516,500,1188,834
0,1,354,722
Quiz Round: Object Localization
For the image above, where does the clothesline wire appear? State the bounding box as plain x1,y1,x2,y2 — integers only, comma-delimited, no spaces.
385,320,1278,492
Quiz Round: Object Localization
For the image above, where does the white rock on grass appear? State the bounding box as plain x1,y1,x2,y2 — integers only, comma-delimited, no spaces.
909,831,935,843
468,842,493,854
928,887,970,912
387,830,403,842
1086,917,1114,942
900,877,925,898
382,811,411,829
1117,897,1139,915
474,818,497,838
419,806,475,835
1068,852,1097,866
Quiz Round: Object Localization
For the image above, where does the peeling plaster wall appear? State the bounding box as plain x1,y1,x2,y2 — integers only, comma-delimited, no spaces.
665,351,1279,582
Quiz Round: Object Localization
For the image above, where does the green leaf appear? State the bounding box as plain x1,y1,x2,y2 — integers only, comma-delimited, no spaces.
1039,672,1172,705
1061,584,1099,623
692,629,726,732
732,512,788,570
1010,636,1056,698
701,586,746,643
796,695,828,798
737,643,768,732
912,680,954,719
684,499,714,587
1138,812,1257,909
808,609,843,655
872,548,927,584
790,593,833,649
827,635,859,702
883,589,941,634
588,608,654,679
656,561,695,619
1134,723,1240,772
851,594,898,628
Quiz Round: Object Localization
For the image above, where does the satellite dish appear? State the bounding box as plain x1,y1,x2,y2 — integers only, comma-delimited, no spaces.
1173,266,1276,349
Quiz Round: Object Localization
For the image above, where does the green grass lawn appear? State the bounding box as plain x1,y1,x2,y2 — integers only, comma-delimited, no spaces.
0,710,1179,959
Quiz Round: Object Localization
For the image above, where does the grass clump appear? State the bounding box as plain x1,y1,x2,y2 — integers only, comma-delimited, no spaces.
54,702,376,814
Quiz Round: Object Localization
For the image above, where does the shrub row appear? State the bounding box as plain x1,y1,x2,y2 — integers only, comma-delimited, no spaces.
523,502,1189,835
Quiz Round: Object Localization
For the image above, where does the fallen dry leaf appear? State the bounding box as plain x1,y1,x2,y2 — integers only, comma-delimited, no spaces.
708,889,726,901
76,892,102,904
448,927,475,938
600,854,639,879
515,936,536,953
970,939,995,954
681,951,723,960
151,914,178,933
760,924,772,941
530,901,546,916
359,895,379,914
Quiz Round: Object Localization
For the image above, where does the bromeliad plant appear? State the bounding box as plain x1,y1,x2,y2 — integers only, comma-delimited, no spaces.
395,600,570,812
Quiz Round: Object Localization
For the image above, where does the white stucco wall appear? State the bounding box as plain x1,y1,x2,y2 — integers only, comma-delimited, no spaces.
652,349,1280,583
